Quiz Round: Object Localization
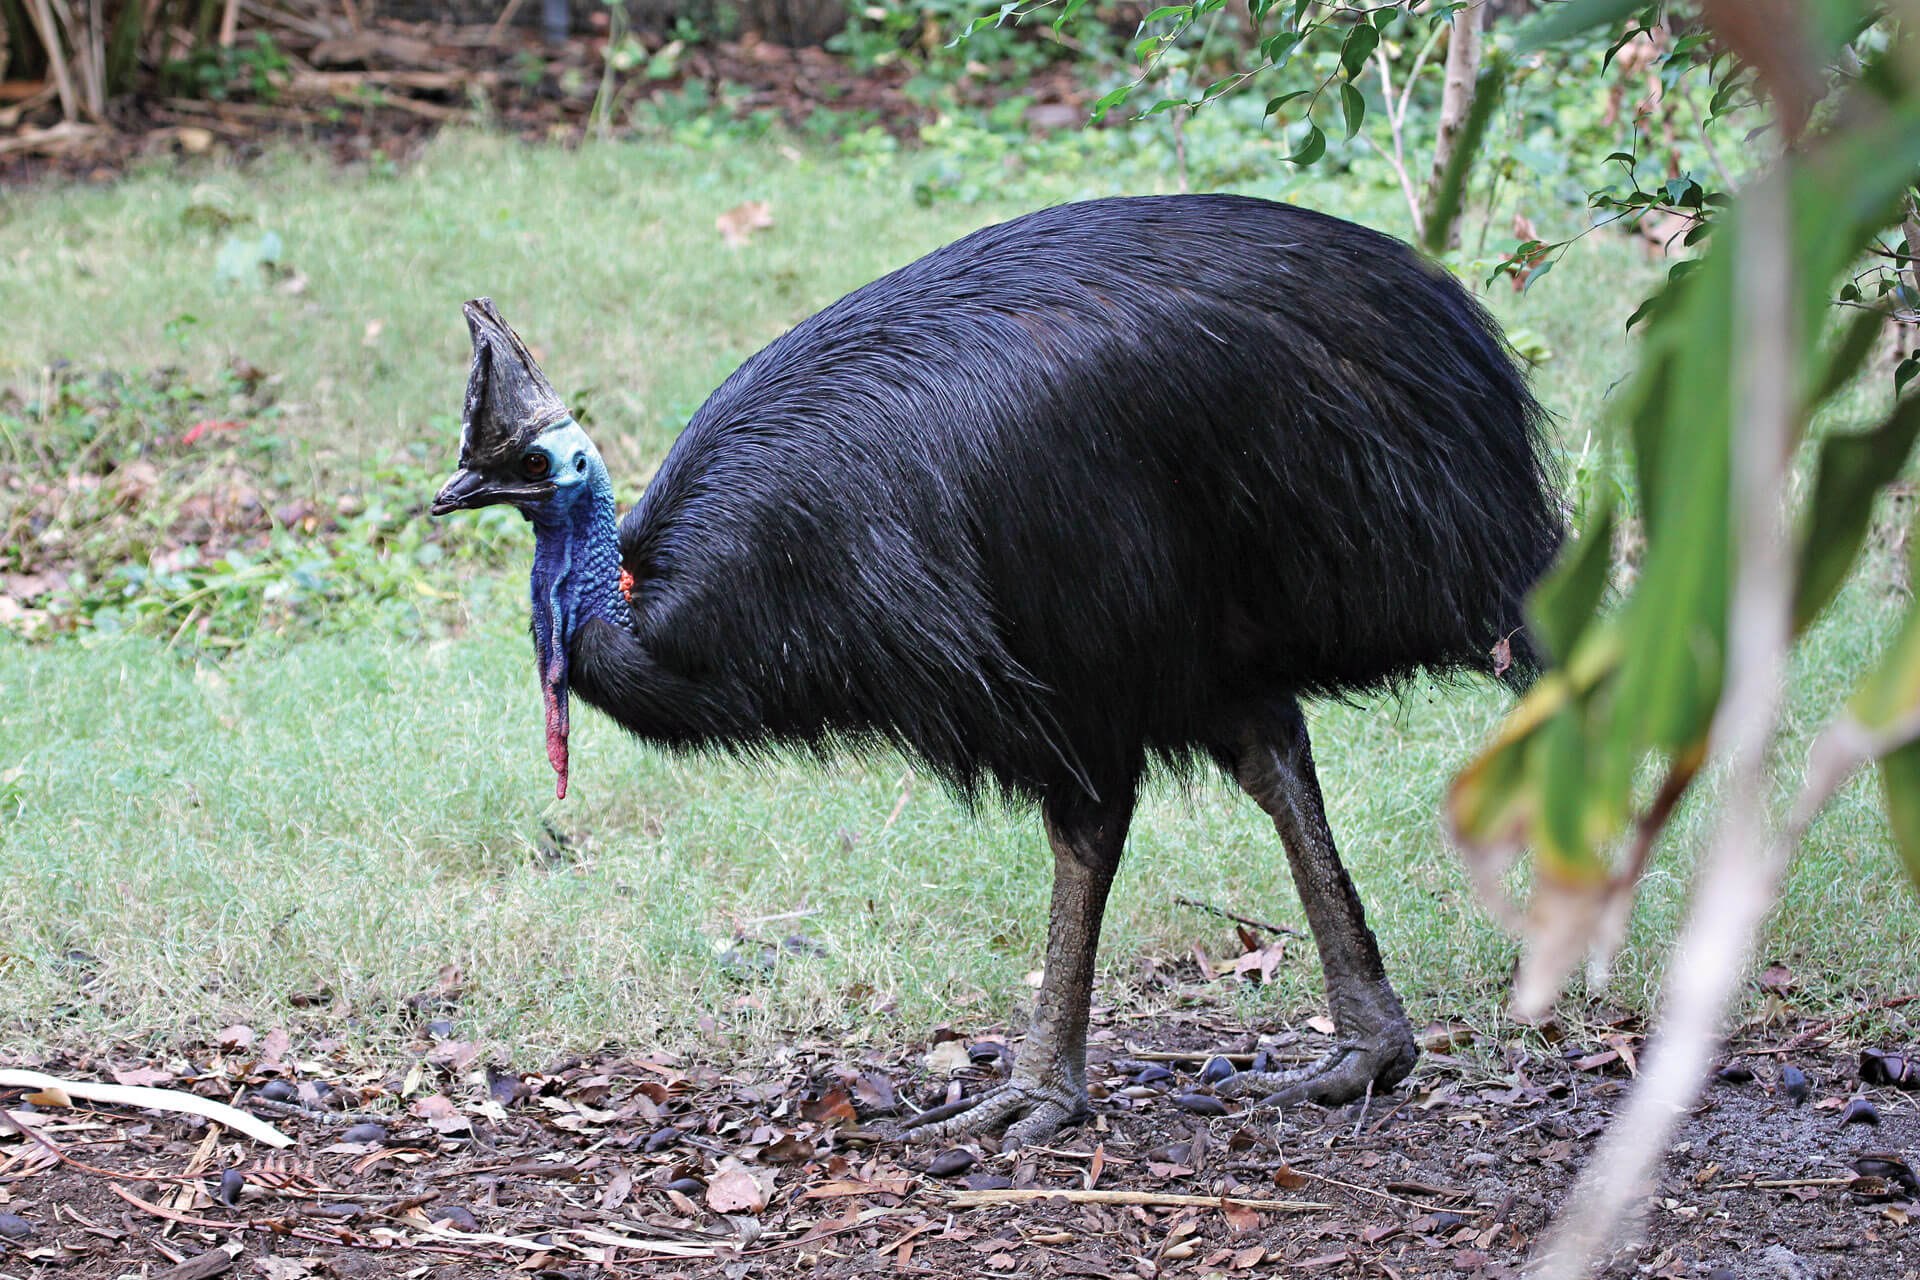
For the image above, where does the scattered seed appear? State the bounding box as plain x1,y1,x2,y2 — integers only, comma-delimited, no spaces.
1780,1064,1810,1105
0,1214,32,1240
1132,1065,1175,1088
1839,1097,1880,1127
1174,1092,1228,1116
924,1149,976,1178
1251,1050,1272,1074
1860,1049,1917,1089
1200,1056,1237,1085
312,1203,363,1220
1854,1154,1920,1195
256,1079,296,1103
1714,1061,1754,1084
341,1122,389,1145
968,1042,1006,1065
643,1127,681,1153
215,1168,245,1206
427,1018,454,1038
664,1177,706,1197
434,1205,481,1232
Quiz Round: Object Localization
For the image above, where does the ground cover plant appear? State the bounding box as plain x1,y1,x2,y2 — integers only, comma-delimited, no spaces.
5,21,1920,1275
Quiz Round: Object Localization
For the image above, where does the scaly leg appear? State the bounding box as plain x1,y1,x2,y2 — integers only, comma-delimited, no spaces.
1216,701,1417,1108
902,795,1131,1148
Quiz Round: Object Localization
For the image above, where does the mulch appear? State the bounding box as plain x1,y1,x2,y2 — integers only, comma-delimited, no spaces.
5,997,1919,1280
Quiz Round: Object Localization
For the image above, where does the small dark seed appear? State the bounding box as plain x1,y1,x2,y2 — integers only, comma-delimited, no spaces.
1174,1092,1229,1116
1781,1064,1810,1105
962,1172,1014,1191
1251,1050,1272,1074
256,1079,296,1103
313,1203,362,1220
1708,1269,1737,1280
643,1127,681,1153
1147,1143,1191,1165
427,1018,454,1039
0,1214,33,1240
1200,1056,1237,1085
1132,1065,1175,1088
1839,1097,1880,1127
1714,1062,1754,1084
924,1149,975,1178
1860,1048,1916,1089
664,1177,706,1197
435,1205,480,1232
489,1073,528,1107
1429,1211,1468,1232
967,1042,1005,1065
215,1168,245,1206
341,1122,388,1145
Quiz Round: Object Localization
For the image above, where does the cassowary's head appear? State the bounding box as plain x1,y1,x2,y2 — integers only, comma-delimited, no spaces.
431,299,624,800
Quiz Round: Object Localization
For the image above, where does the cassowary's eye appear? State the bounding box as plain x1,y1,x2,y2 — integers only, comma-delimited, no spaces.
575,455,587,472
522,452,551,480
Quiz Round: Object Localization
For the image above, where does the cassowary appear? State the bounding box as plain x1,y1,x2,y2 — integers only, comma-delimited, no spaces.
432,194,1562,1148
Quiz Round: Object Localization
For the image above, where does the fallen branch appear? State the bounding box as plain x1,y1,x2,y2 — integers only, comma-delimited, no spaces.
948,1188,1330,1212
1773,993,1920,1052
1709,1176,1855,1191
0,1070,293,1148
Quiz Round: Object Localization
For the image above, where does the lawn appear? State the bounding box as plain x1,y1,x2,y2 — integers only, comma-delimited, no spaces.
3,128,1917,1068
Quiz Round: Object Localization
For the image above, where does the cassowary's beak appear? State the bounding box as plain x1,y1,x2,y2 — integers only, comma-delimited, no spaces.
430,468,553,516
430,468,490,516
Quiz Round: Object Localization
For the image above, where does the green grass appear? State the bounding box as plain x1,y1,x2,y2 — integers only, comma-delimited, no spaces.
2,129,1917,1066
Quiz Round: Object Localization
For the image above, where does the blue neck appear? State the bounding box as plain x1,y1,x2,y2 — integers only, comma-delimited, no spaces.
529,459,629,658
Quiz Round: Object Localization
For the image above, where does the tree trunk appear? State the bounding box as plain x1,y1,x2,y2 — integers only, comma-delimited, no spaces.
1422,0,1485,252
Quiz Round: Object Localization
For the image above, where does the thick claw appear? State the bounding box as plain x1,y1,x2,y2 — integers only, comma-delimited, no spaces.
898,1081,1088,1149
1216,1026,1416,1111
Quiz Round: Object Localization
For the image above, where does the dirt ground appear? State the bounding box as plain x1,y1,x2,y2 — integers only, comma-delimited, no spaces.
5,997,1920,1280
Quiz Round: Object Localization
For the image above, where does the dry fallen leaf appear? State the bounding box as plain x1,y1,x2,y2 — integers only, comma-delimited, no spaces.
705,1162,772,1214
923,1041,971,1076
716,200,774,248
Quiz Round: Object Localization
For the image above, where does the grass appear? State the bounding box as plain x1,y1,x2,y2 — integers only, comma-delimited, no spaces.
2,128,1918,1067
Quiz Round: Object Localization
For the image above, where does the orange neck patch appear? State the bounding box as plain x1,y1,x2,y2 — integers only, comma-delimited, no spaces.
618,567,636,602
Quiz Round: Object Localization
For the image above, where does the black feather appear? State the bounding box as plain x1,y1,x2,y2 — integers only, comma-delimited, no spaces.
568,194,1563,808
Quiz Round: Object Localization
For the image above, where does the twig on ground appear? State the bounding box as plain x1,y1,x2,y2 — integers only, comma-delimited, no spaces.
0,1070,293,1148
948,1188,1331,1212
1709,1176,1856,1191
1172,897,1302,938
1771,994,1920,1052
243,1096,390,1127
0,1107,196,1184
1288,1168,1461,1215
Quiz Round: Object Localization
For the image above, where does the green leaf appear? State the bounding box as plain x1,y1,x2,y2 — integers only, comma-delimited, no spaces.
1899,355,1920,397
1529,490,1615,664
1089,84,1133,122
1141,4,1191,22
1421,51,1507,255
1793,395,1920,632
1286,123,1326,166
1339,81,1365,141
1878,738,1920,891
1514,0,1645,54
1057,0,1089,27
1340,24,1379,80
1264,88,1311,118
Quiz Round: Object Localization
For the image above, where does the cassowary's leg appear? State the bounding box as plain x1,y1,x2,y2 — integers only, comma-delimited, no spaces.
902,795,1131,1149
1215,701,1418,1108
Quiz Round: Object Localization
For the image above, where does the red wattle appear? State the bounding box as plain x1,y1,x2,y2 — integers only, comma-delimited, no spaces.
543,663,570,800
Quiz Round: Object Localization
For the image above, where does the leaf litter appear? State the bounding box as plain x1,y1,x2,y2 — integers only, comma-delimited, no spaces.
4,977,1919,1279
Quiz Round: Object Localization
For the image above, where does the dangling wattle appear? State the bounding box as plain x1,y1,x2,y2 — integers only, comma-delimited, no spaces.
527,442,629,799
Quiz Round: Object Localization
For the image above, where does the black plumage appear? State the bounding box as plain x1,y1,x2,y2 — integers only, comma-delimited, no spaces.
571,194,1560,811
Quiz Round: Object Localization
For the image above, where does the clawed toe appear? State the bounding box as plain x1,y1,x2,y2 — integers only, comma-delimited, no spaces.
898,1081,1088,1148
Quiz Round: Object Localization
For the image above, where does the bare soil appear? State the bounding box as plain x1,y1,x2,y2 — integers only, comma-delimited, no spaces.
5,999,1920,1280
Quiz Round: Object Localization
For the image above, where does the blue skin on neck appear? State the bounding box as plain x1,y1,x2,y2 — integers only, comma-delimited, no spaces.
525,418,628,797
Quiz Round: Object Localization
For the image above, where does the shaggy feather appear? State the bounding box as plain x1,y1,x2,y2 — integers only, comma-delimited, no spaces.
568,194,1562,809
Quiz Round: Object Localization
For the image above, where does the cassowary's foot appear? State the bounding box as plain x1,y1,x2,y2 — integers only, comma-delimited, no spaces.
1216,979,1417,1110
899,1076,1088,1148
